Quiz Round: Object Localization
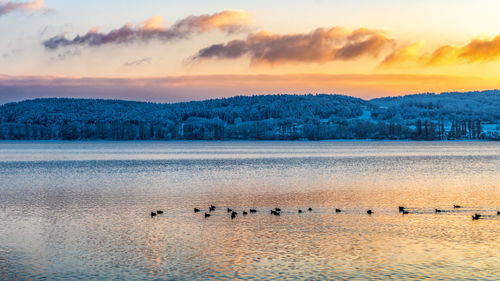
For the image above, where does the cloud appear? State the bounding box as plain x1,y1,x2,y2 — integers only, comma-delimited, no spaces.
0,0,46,16
425,35,500,65
192,27,394,65
381,35,500,66
124,57,152,67
380,41,425,67
43,10,251,50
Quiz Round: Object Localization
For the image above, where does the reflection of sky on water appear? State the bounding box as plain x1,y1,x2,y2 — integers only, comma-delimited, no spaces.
0,141,499,280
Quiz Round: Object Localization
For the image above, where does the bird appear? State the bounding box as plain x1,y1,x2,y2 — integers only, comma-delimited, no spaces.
209,205,216,212
270,210,280,216
243,211,248,216
367,210,373,215
249,209,257,213
398,206,405,212
151,212,157,217
156,210,164,214
435,209,442,213
275,208,281,212
231,211,238,219
308,208,312,212
227,208,233,213
298,209,302,213
335,209,342,213
453,205,461,209
472,214,481,220
204,213,211,218
497,211,500,215
194,208,200,213
402,210,409,215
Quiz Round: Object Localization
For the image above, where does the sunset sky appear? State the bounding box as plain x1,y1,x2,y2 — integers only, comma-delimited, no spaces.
1,0,500,102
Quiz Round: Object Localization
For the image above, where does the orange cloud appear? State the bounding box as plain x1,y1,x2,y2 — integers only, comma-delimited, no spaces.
178,9,251,33
43,10,251,49
143,16,164,30
424,45,461,65
380,41,425,67
384,35,500,66
458,35,500,63
193,27,393,64
0,0,46,16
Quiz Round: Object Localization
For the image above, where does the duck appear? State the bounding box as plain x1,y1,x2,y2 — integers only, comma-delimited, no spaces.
398,206,405,212
402,210,409,215
194,208,200,213
435,209,442,213
366,210,373,215
472,213,481,220
270,210,280,216
453,205,461,209
151,212,157,217
335,209,342,213
231,211,238,219
249,209,257,213
156,210,164,214
275,208,281,212
205,213,211,218
308,208,312,212
497,211,500,215
298,209,303,213
243,211,248,216
227,208,233,213
209,205,216,212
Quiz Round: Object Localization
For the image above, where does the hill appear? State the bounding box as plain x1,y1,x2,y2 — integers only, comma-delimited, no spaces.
0,91,499,140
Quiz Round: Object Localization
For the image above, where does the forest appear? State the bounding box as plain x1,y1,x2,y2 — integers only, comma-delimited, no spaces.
0,90,499,141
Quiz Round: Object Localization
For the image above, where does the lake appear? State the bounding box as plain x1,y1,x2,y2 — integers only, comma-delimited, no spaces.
0,141,499,280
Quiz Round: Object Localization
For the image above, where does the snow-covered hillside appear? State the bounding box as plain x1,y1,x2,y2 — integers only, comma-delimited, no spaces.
0,91,498,140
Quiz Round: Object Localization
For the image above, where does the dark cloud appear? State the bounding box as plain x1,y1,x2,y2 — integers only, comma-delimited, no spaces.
43,10,251,50
0,0,46,16
193,27,393,64
124,57,152,67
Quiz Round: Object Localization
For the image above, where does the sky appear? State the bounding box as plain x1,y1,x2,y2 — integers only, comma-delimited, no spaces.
1,0,500,103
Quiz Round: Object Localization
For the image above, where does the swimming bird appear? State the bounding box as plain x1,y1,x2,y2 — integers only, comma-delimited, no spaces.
231,211,238,219
497,211,500,215
298,209,302,213
243,211,248,216
453,205,461,209
367,210,373,215
194,208,200,213
157,210,164,214
209,205,216,212
151,212,157,217
270,210,280,216
472,214,481,220
402,210,409,215
275,208,281,212
398,206,405,212
227,208,233,213
308,208,312,212
205,213,211,218
249,209,257,213
335,209,342,213
435,209,442,213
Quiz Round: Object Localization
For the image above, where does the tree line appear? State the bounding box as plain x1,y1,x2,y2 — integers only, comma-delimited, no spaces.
0,92,498,141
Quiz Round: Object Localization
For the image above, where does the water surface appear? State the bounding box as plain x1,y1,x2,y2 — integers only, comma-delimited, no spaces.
0,141,499,280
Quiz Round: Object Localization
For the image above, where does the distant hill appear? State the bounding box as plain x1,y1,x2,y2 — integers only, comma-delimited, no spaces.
0,91,499,140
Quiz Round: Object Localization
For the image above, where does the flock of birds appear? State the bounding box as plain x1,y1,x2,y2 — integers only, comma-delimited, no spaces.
150,205,500,220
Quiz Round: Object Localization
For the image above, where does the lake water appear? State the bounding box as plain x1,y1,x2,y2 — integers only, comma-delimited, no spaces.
0,141,499,280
